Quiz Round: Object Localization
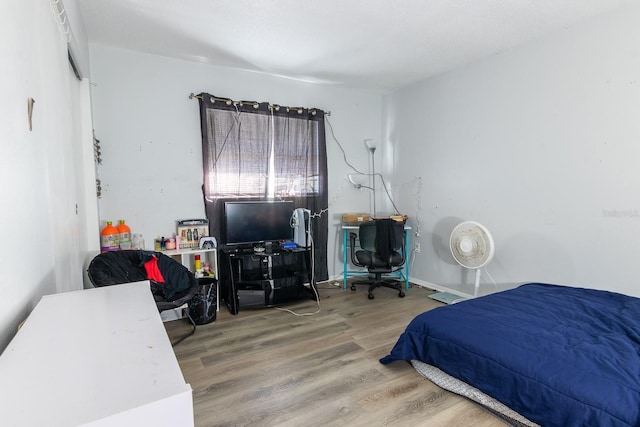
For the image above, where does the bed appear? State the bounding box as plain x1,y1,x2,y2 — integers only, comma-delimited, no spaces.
380,283,640,427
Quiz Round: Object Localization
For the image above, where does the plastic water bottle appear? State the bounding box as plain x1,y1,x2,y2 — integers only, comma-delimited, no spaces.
117,220,131,250
132,234,145,250
100,221,119,252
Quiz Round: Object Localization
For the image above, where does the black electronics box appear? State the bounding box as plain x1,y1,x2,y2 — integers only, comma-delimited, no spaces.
237,280,274,309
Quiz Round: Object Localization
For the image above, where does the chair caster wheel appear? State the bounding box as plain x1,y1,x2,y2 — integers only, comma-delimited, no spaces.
350,285,356,291
368,293,375,300
399,291,405,298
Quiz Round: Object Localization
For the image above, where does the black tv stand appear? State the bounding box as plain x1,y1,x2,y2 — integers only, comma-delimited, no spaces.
219,245,316,314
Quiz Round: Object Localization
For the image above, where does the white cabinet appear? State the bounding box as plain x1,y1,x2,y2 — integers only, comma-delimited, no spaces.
0,282,194,426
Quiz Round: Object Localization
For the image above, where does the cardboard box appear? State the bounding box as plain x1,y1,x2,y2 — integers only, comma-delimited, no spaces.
389,215,408,223
176,219,209,249
342,213,371,224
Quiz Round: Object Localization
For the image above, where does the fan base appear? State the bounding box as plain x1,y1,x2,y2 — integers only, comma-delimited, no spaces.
428,292,466,304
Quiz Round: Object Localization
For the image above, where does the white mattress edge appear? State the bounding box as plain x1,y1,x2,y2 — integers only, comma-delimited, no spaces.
410,360,539,427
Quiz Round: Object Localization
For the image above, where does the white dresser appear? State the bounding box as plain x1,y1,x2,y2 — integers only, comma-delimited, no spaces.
0,281,193,426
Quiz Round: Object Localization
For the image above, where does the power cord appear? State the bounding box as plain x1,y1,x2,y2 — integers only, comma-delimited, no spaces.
274,233,322,317
483,268,499,291
325,115,401,215
325,116,366,175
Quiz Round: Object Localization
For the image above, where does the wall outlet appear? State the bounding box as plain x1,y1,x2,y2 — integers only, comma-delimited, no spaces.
414,242,421,253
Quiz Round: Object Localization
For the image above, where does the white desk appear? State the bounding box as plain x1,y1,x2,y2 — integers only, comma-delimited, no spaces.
341,224,411,291
0,281,193,427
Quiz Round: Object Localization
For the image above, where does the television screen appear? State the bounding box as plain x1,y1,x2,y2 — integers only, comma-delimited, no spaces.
223,201,294,246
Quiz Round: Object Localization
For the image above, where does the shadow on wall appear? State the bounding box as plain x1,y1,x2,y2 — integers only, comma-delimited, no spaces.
0,272,57,353
499,230,576,286
431,216,465,266
428,216,577,294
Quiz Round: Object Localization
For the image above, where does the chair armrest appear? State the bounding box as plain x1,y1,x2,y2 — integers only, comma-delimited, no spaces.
349,232,364,267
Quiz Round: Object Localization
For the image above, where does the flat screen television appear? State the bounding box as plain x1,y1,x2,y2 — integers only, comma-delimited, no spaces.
223,200,294,246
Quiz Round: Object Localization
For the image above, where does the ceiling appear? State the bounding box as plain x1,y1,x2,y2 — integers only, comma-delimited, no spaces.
77,0,636,93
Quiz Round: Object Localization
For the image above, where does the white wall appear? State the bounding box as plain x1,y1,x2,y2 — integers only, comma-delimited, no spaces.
387,3,640,298
88,45,383,279
0,0,96,352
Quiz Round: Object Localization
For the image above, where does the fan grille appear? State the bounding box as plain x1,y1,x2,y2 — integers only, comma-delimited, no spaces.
450,221,495,269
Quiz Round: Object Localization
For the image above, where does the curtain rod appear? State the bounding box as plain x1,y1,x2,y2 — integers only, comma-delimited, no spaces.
189,92,330,116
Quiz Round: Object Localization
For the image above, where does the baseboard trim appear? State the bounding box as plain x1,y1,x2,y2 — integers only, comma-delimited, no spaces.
408,277,474,300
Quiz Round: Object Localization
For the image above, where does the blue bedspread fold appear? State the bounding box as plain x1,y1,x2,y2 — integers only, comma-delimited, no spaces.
380,283,640,427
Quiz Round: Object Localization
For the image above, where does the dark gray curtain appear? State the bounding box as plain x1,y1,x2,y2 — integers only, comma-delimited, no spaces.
198,93,328,281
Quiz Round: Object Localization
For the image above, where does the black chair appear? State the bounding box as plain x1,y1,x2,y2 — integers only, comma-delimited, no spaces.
349,219,406,299
87,250,199,346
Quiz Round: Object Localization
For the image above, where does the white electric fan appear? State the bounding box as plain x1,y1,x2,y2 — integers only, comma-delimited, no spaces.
450,221,495,297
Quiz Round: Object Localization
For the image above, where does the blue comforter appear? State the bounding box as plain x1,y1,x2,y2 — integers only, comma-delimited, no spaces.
380,283,640,426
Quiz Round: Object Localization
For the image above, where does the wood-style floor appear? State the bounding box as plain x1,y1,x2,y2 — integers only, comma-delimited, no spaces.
165,282,507,427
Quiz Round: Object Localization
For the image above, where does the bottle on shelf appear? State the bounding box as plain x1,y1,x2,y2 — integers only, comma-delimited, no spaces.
132,234,145,250
117,220,131,250
100,221,119,253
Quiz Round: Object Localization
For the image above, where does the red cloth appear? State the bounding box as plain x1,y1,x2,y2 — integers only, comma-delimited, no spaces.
143,255,165,283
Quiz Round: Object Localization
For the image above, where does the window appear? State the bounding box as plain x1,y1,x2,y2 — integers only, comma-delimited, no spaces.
197,94,329,281
202,107,322,199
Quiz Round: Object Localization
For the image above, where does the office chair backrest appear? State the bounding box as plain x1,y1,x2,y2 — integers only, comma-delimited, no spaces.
358,219,404,263
357,222,378,253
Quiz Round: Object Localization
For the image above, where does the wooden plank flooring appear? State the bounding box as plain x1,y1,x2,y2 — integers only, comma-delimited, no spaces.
165,283,507,426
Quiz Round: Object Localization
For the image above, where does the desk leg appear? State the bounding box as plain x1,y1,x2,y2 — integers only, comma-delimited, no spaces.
404,232,410,292
343,228,348,290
